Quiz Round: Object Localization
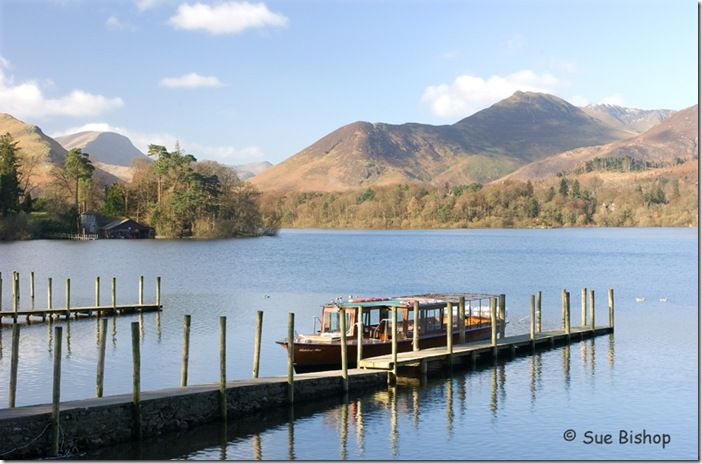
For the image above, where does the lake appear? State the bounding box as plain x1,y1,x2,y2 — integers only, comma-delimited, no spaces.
0,228,697,459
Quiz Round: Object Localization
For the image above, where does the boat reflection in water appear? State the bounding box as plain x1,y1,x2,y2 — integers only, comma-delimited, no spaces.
277,292,504,372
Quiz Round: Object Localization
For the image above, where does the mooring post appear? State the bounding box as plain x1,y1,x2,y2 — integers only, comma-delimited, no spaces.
180,314,191,386
0,272,3,311
287,312,295,404
95,276,100,307
51,326,62,456
111,277,116,311
390,306,398,384
536,290,542,333
581,288,587,327
339,307,349,393
530,294,535,344
9,324,20,408
130,321,141,439
608,288,614,329
412,301,419,352
156,276,161,307
47,277,53,311
561,289,566,329
138,275,144,306
65,278,71,320
12,273,18,322
357,306,364,365
219,316,227,422
458,296,466,344
29,271,35,304
498,294,506,338
252,310,263,378
96,318,107,398
590,289,596,330
565,291,571,336
490,298,497,358
446,302,453,363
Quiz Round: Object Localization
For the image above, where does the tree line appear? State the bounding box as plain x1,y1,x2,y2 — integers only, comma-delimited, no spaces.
0,133,278,240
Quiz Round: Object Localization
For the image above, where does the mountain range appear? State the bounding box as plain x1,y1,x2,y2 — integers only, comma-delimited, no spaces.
250,92,665,192
0,91,695,196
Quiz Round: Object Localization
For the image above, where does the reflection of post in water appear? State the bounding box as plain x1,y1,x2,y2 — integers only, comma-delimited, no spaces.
446,378,453,436
390,386,398,457
219,422,227,461
458,376,466,417
66,321,72,356
47,317,53,352
156,312,162,342
411,388,419,428
581,339,587,369
562,344,571,389
498,363,506,403
530,351,536,404
340,397,348,460
590,337,596,375
253,432,262,460
608,333,614,368
355,398,365,455
490,364,497,416
139,313,144,340
287,405,295,460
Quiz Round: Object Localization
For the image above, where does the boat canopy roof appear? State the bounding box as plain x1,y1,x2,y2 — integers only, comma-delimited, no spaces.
328,292,499,310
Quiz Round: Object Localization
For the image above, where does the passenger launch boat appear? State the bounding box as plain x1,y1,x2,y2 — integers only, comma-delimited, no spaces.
277,293,505,373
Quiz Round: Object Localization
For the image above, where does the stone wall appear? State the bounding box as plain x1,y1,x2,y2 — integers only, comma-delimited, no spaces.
0,370,387,459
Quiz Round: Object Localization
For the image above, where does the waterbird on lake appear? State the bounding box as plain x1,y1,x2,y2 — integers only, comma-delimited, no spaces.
635,297,645,302
659,297,668,302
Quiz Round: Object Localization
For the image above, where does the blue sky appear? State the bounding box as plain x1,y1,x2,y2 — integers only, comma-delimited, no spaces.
0,0,697,164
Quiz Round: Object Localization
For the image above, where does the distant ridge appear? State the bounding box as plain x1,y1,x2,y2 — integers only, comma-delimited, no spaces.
251,91,632,192
55,131,149,167
582,104,675,134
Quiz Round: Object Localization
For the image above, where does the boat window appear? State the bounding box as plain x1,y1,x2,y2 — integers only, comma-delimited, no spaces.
425,308,442,332
322,309,352,334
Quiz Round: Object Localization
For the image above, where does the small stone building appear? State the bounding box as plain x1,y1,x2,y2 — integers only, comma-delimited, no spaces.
101,218,155,239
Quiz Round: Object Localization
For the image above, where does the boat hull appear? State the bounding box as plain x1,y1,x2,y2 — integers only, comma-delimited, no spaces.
279,325,496,373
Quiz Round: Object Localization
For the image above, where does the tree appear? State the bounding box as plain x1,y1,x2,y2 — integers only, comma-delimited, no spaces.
0,133,21,216
559,178,569,197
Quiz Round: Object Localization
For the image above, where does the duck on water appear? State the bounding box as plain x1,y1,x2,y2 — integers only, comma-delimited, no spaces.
277,293,505,373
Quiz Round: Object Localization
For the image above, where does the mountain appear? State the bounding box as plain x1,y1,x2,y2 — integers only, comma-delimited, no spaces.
500,104,698,181
0,113,67,163
233,161,273,180
55,131,148,167
582,104,675,134
251,91,631,192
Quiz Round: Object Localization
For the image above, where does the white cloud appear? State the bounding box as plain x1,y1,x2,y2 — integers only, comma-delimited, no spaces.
106,16,134,31
598,93,625,106
570,95,590,106
159,72,224,89
421,70,560,118
0,56,10,69
52,123,264,164
0,68,124,119
169,1,288,35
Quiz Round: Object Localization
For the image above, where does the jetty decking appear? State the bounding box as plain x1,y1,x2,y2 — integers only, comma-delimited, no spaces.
359,325,613,371
0,304,162,324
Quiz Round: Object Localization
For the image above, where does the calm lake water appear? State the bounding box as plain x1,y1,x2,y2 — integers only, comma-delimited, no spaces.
0,228,697,459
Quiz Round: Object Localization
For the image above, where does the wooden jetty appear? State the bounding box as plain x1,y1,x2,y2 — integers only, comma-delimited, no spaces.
0,272,162,326
359,325,612,371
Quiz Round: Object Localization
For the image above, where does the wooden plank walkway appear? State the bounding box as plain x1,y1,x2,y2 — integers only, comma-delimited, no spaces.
359,325,613,370
0,304,161,325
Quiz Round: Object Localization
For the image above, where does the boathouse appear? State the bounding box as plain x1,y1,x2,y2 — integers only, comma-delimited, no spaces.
101,218,154,239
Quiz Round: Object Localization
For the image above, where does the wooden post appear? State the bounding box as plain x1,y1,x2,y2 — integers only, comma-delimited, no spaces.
51,326,62,456
536,291,542,332
95,276,101,307
357,306,364,365
138,275,144,306
390,306,398,384
412,301,419,352
446,302,453,359
111,277,116,310
561,289,566,329
9,324,20,407
590,289,596,330
565,291,571,335
490,298,497,358
287,312,295,404
96,318,107,398
65,278,71,320
339,307,349,393
47,277,53,310
156,276,161,306
29,271,35,303
181,314,191,386
219,316,227,421
130,321,141,439
581,288,587,327
458,296,465,344
0,272,3,311
608,288,614,329
498,294,506,338
530,295,535,342
12,273,18,322
252,310,263,378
